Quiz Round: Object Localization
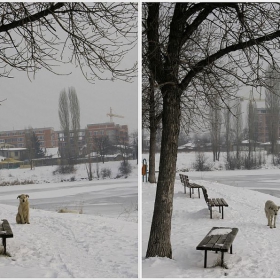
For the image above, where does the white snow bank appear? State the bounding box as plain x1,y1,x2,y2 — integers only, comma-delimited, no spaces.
143,177,280,278
0,204,137,278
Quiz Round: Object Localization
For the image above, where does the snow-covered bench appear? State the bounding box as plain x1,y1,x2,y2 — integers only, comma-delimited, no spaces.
196,227,239,268
201,186,228,219
0,219,13,255
179,174,202,198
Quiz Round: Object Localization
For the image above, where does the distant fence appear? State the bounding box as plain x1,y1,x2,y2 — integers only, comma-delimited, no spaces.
19,155,134,168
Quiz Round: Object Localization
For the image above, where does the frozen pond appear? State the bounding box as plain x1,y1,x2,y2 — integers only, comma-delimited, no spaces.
182,171,280,198
0,179,138,219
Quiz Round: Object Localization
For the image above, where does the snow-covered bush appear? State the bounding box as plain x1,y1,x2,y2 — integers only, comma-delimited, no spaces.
192,152,213,171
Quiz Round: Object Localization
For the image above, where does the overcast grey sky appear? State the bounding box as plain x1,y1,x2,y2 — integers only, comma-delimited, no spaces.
0,48,138,134
0,3,138,135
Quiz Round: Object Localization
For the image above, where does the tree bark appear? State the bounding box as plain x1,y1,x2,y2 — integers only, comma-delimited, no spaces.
146,87,181,259
148,76,157,183
148,126,157,183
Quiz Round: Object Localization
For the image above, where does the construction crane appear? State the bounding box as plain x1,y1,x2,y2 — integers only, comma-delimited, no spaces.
106,107,124,123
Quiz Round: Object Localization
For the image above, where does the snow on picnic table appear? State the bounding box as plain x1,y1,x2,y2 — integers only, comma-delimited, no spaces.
142,176,280,278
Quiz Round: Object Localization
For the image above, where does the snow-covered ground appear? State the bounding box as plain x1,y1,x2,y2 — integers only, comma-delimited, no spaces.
142,152,280,278
0,160,138,278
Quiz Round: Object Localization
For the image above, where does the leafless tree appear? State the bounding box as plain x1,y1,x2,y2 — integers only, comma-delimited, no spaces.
142,11,163,183
94,135,110,164
58,89,71,163
69,87,80,159
247,93,258,160
142,74,162,183
224,103,233,161
209,96,222,161
265,65,280,155
144,2,280,259
58,87,80,168
84,129,93,181
130,130,138,164
0,3,137,81
25,127,35,170
233,100,243,162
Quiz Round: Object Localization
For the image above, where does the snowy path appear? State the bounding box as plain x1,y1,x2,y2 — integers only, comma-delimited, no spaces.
143,177,280,278
0,204,137,278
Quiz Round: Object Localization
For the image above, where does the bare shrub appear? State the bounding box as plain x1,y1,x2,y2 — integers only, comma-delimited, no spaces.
118,161,132,177
96,162,100,179
53,164,76,175
0,179,36,186
192,152,213,171
101,168,112,179
272,153,280,166
226,151,266,170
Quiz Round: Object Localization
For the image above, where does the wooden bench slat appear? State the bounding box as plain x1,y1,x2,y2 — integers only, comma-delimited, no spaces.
220,198,229,207
215,198,222,206
1,219,13,238
196,227,239,268
197,227,238,252
0,219,13,255
197,235,221,250
222,228,238,250
179,174,202,198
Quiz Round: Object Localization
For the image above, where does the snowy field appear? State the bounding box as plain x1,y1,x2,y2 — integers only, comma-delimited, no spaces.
143,152,280,278
0,160,138,278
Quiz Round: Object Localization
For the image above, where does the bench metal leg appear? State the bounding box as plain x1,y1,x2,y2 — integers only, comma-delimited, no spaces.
190,188,191,198
230,245,232,254
221,252,224,267
204,250,207,268
184,186,186,194
222,207,224,219
210,206,212,219
198,188,200,198
2,238,6,254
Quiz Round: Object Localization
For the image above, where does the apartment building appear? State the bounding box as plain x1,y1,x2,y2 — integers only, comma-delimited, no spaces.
256,108,280,143
0,127,58,149
0,123,129,153
87,122,129,143
56,129,86,157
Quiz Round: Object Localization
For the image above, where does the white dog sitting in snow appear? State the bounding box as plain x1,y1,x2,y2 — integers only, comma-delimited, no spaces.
265,200,280,229
16,194,30,224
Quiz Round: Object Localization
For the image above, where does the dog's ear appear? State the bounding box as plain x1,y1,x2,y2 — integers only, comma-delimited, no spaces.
17,195,20,199
278,206,280,210
26,194,29,198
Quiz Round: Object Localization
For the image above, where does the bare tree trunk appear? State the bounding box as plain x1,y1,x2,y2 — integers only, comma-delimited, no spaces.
224,107,231,161
148,76,157,183
148,126,157,183
146,88,181,259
